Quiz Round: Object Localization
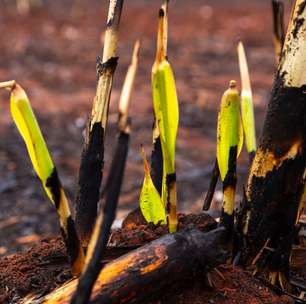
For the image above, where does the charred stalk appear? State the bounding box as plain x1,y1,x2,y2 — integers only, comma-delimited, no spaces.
75,0,124,247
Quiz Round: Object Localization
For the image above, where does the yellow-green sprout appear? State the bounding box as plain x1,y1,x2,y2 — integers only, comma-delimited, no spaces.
237,42,256,161
217,81,243,234
10,86,54,197
217,81,243,182
1,81,85,275
152,3,179,233
139,147,166,225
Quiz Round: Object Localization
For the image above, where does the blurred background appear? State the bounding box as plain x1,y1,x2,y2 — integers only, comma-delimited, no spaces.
0,0,292,255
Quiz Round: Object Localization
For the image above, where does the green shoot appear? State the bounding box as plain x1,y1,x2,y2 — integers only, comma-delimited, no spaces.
237,42,256,162
151,3,179,233
0,81,85,276
139,146,166,225
217,80,243,234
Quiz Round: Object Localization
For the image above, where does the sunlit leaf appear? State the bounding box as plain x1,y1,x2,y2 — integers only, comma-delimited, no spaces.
151,3,178,232
10,84,55,202
217,80,243,181
152,59,179,174
9,83,85,275
139,148,166,225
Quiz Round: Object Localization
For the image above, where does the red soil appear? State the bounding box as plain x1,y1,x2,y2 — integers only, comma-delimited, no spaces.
0,213,301,303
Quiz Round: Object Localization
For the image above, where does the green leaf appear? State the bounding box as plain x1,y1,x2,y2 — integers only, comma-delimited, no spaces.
152,59,179,205
10,84,56,203
139,148,166,225
217,81,243,181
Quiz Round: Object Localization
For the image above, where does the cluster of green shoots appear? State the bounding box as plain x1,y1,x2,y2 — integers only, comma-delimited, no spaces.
138,2,257,236
0,1,258,247
0,0,291,302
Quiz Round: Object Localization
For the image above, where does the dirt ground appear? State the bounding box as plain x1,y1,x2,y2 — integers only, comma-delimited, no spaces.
0,215,297,303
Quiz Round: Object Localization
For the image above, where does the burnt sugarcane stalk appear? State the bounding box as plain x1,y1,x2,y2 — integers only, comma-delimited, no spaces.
203,159,220,211
71,42,139,304
71,129,129,304
272,0,285,62
296,168,306,225
75,0,124,248
237,0,306,289
295,169,306,245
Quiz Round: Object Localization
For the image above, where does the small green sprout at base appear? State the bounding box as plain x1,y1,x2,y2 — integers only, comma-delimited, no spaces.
139,146,166,225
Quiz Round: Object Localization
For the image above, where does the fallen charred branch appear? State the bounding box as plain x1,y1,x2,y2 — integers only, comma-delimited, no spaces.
24,227,227,304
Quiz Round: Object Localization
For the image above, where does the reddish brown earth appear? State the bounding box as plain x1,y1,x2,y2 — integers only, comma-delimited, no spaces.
160,266,295,304
110,212,217,246
0,214,297,304
0,237,70,303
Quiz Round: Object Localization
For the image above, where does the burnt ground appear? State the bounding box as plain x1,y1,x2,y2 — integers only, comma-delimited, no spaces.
0,214,298,303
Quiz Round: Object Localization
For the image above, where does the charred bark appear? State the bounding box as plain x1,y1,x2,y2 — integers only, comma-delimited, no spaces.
72,130,130,304
236,0,306,289
272,0,285,61
220,146,237,238
75,57,118,246
26,228,227,304
151,132,163,195
203,159,220,211
74,0,124,247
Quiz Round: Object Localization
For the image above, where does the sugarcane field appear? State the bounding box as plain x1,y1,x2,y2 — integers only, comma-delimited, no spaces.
0,0,305,303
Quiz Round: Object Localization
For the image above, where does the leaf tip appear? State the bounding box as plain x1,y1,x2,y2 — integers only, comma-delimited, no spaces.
229,80,237,89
